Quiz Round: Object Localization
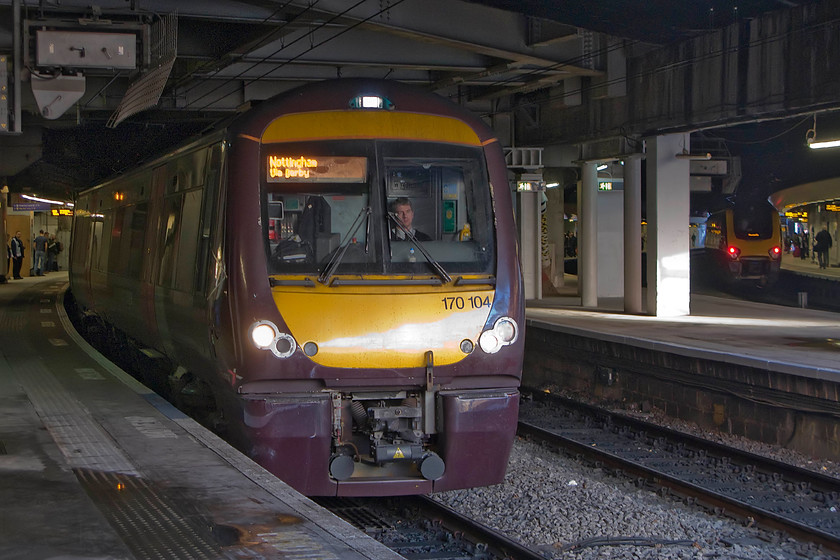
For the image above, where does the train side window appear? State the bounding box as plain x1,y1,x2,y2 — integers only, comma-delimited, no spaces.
108,206,130,275
127,203,147,277
91,212,104,273
96,209,113,272
72,196,93,273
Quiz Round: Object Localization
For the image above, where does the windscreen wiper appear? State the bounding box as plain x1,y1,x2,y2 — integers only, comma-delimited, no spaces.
387,212,452,283
318,207,371,285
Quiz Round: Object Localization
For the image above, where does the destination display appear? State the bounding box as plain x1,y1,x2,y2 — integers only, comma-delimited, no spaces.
266,155,367,183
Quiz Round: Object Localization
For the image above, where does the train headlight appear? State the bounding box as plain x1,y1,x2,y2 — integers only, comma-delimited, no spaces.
250,321,277,349
478,317,519,354
249,320,297,358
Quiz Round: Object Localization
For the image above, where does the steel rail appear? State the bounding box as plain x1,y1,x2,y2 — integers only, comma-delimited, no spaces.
409,495,547,560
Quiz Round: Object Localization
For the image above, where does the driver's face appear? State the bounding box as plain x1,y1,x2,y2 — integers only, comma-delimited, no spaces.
394,204,414,229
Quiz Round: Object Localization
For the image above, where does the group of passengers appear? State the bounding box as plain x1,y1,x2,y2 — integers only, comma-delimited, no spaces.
5,230,62,280
787,227,833,269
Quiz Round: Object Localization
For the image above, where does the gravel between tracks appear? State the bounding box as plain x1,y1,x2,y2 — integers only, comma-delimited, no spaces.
431,403,836,560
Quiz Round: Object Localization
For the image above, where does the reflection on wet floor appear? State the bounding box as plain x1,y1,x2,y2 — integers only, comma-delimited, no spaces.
784,338,840,350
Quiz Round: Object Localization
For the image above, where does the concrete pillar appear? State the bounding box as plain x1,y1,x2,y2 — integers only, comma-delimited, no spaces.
624,155,643,313
597,190,624,297
580,162,598,307
519,191,542,300
645,134,690,317
545,186,565,287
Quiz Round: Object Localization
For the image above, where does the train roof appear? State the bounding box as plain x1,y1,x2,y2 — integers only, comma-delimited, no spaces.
77,79,499,196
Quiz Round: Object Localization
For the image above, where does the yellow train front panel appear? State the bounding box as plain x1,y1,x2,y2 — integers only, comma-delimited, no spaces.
272,282,494,368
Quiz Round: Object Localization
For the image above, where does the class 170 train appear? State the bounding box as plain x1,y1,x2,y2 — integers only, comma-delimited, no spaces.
700,201,782,286
69,78,524,497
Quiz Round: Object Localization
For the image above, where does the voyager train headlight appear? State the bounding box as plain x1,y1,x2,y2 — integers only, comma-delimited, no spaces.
478,317,519,354
249,320,297,358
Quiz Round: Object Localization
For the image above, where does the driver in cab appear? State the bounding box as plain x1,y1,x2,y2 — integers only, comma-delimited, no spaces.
390,197,431,241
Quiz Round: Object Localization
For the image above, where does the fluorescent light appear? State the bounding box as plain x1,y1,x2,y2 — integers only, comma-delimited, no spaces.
21,194,65,205
596,164,608,171
808,139,840,149
675,151,711,160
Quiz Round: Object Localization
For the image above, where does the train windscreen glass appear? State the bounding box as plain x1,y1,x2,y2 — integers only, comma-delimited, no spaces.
733,204,774,240
262,141,494,278
383,155,493,275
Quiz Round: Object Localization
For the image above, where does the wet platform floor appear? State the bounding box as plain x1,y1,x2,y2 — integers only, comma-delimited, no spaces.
0,273,401,560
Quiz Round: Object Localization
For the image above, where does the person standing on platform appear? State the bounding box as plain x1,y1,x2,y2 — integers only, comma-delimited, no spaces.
10,231,24,280
33,230,48,276
815,226,833,269
46,233,59,273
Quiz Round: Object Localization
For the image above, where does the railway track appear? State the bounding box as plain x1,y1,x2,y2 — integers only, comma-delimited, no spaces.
519,390,840,557
317,496,546,560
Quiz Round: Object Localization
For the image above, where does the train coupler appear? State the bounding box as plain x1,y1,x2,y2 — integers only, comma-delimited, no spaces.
371,444,445,480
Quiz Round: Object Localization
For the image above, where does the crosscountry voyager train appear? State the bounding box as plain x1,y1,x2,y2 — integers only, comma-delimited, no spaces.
702,201,782,286
69,79,524,496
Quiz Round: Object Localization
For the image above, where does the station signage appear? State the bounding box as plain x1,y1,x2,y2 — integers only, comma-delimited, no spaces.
12,202,52,211
51,208,74,216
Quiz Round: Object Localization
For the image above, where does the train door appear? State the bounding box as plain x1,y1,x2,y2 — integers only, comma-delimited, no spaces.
152,146,214,367
197,142,225,360
137,164,169,346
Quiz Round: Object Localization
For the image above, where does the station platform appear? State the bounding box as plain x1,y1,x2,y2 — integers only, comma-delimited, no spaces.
780,251,840,281
529,253,840,381
0,273,402,560
529,291,840,382
525,255,840,460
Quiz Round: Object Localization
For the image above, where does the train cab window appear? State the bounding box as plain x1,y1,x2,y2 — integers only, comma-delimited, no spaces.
733,204,774,240
263,150,378,275
261,141,494,278
383,149,494,275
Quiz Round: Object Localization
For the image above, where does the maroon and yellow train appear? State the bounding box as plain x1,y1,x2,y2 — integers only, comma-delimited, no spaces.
69,79,524,496
702,201,782,286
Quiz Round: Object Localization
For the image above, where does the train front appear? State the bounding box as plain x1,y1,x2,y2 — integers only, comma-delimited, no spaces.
225,80,524,496
716,203,782,285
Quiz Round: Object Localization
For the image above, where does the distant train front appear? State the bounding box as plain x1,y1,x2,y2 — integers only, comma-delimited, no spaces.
702,202,782,286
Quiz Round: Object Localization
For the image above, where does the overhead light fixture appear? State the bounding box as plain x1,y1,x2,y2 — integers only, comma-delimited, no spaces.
805,114,840,149
21,194,66,205
675,149,711,160
809,139,840,149
596,164,608,171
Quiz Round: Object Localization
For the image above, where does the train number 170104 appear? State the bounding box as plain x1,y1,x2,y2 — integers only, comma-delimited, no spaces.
442,295,492,310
